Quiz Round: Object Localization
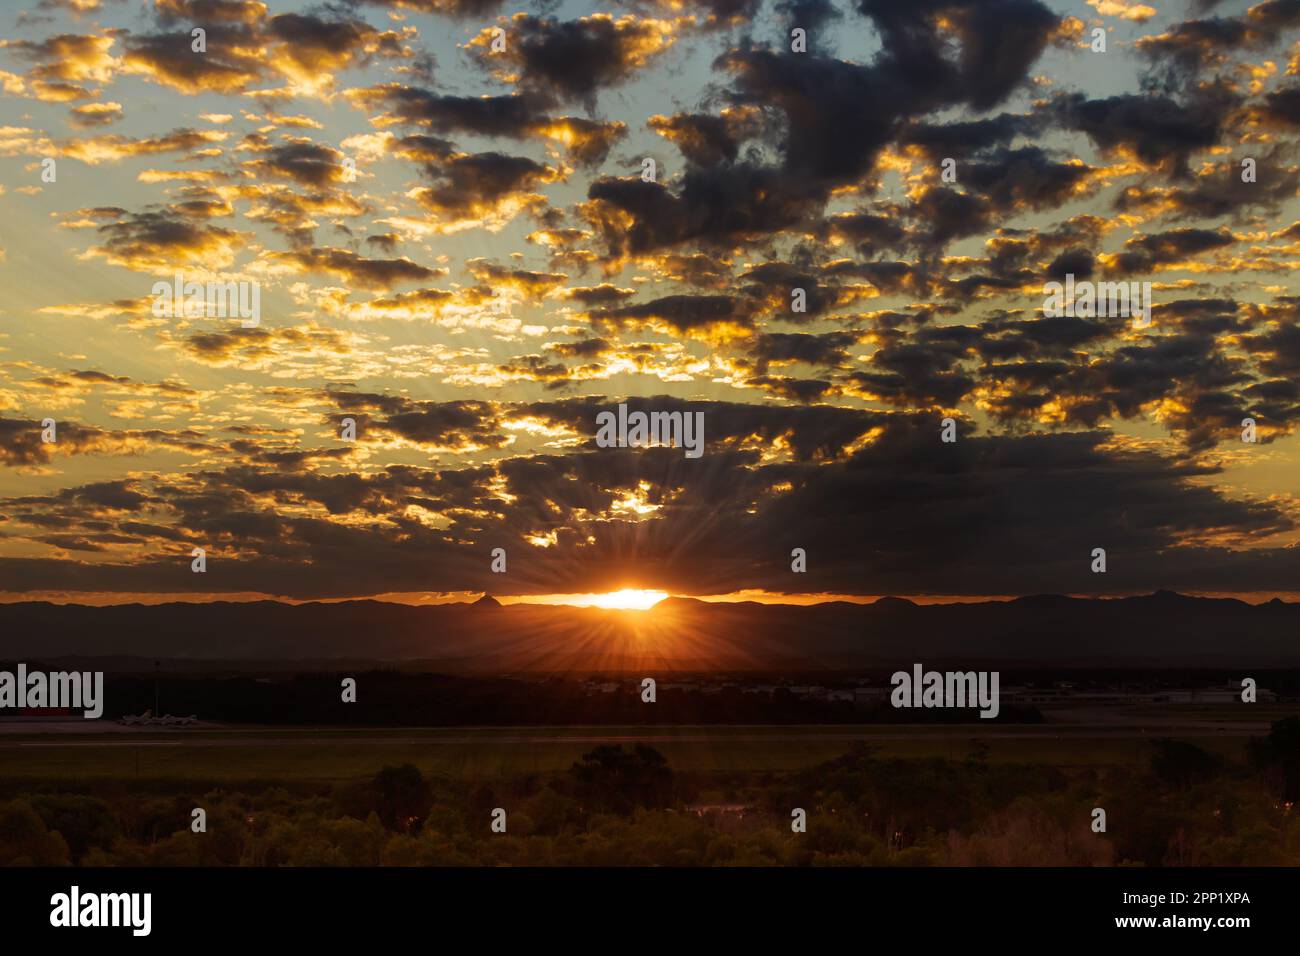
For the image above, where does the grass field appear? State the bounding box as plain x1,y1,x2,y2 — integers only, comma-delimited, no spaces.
0,717,1272,785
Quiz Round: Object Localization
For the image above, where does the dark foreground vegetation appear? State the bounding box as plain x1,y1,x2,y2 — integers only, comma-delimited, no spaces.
4,720,1300,866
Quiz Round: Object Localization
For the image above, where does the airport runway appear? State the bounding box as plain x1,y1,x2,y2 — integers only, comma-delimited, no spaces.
0,722,1273,748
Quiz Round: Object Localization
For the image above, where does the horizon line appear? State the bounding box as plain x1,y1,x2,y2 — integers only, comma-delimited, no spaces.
1,588,1299,609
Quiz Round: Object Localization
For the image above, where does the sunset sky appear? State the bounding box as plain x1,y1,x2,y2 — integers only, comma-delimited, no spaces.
0,0,1298,604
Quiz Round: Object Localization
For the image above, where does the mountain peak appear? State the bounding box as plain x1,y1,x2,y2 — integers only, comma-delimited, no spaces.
471,594,502,608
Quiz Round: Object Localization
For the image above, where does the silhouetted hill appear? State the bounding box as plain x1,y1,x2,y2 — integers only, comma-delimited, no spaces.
0,592,1296,671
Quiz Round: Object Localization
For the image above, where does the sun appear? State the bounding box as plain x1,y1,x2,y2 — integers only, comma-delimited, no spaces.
588,589,669,610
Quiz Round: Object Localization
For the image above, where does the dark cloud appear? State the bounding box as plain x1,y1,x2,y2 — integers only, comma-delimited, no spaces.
960,146,1093,211
817,211,906,255
1047,247,1095,282
244,140,350,187
473,13,676,110
349,84,628,167
7,409,1296,598
1051,90,1233,177
266,12,375,65
365,233,400,253
5,0,1300,606
588,294,751,336
270,247,440,289
0,418,209,468
547,337,612,358
855,0,1060,111
648,110,757,166
123,26,264,93
750,331,860,370
908,186,993,252
1259,84,1300,127
579,0,1060,263
1113,149,1300,220
407,151,556,226
582,167,823,260
366,401,508,451
563,285,635,307
719,48,905,188
774,0,842,44
1242,299,1300,377
1110,227,1236,274
88,209,245,270
355,0,506,18
352,86,542,135
1137,1,1300,87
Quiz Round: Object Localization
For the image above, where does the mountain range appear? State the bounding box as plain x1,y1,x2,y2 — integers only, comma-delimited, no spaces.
1,591,1297,671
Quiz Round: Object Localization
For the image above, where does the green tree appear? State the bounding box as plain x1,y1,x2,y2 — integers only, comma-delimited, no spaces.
372,764,433,833
0,799,70,866
30,794,120,863
1250,717,1300,801
1150,739,1221,788
569,744,674,814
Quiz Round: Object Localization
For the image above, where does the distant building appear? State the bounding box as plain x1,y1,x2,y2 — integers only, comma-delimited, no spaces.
853,687,889,709
685,804,751,817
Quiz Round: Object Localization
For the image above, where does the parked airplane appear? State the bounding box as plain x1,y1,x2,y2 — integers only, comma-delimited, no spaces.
118,710,198,726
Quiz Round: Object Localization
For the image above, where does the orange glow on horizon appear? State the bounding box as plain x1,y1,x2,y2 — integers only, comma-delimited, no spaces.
512,588,669,610
4,589,1299,608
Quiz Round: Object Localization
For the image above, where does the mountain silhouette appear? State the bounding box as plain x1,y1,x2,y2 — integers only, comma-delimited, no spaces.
0,591,1295,671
